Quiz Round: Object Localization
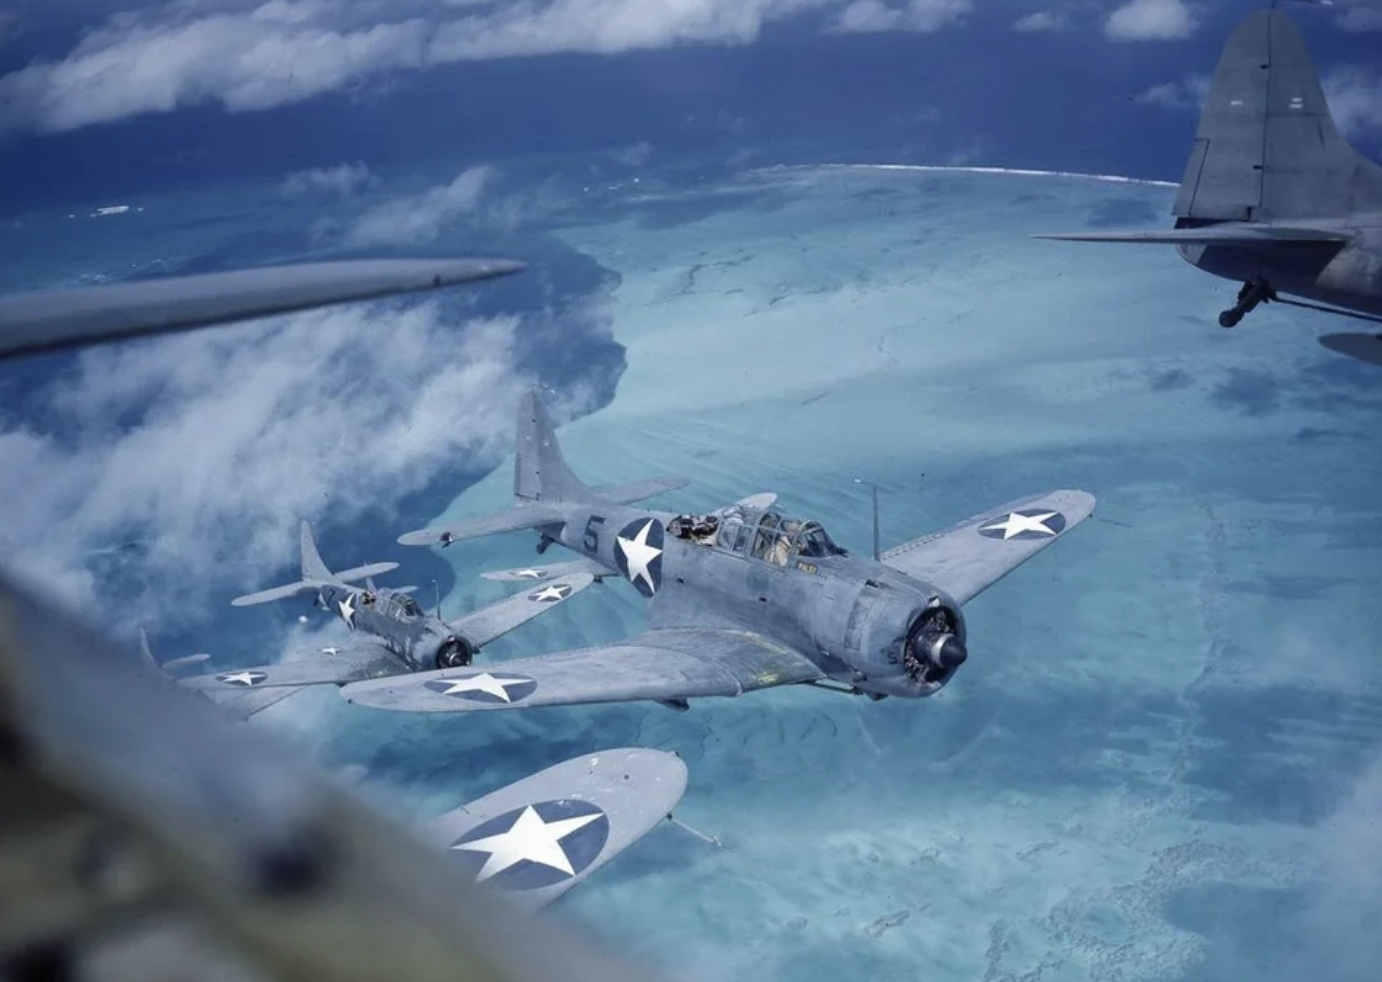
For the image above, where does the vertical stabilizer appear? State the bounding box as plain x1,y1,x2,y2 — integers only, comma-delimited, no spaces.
300,520,333,582
513,390,589,503
1174,10,1382,222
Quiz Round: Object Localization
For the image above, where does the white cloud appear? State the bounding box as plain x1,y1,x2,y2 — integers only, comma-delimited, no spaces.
1322,67,1382,141
1013,10,1064,32
0,301,537,631
280,161,376,198
833,0,971,33
0,0,992,133
1134,72,1209,110
347,165,494,245
1104,0,1196,41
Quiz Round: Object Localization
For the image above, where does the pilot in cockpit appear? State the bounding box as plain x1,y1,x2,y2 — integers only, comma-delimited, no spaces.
771,519,802,566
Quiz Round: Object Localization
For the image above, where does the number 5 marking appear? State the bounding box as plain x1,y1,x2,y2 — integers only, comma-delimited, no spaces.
583,514,606,552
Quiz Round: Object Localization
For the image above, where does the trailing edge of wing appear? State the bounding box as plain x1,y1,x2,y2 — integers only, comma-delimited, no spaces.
398,504,564,547
428,748,688,912
0,257,527,359
1033,226,1351,246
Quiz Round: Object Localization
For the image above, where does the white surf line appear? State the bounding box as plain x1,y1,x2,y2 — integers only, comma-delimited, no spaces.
756,162,1178,188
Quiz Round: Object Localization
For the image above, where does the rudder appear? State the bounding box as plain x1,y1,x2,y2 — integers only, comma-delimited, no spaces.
513,389,589,503
1174,10,1382,223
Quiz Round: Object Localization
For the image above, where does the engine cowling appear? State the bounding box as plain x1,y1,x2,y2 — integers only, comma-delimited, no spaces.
434,636,475,670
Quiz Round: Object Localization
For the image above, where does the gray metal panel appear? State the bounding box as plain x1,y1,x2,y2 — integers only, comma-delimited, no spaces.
1175,10,1382,221
0,257,525,358
340,628,823,713
179,642,399,690
881,489,1096,606
449,573,595,647
427,749,688,912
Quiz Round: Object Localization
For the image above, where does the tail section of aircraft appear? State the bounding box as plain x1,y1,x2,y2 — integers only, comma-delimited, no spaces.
1173,10,1382,224
232,520,398,606
514,388,592,504
397,390,690,549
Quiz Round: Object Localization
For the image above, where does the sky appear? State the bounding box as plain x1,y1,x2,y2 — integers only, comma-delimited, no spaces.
1,0,1381,213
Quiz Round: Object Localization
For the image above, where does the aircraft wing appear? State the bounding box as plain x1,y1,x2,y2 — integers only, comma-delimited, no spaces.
0,257,526,358
398,503,565,547
481,558,610,582
0,564,665,982
427,748,687,913
590,476,690,504
179,639,401,692
1032,225,1350,246
451,573,596,647
341,628,825,713
880,489,1096,606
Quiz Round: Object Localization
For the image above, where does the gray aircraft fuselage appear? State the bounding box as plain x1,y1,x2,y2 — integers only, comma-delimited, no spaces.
315,584,478,671
1177,216,1382,319
535,500,968,699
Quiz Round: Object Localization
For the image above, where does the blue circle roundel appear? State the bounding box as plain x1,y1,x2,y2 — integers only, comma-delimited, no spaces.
448,798,611,891
613,517,664,598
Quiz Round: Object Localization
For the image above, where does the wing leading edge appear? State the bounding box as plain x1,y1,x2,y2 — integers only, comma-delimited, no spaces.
341,628,825,713
428,748,688,912
881,489,1095,606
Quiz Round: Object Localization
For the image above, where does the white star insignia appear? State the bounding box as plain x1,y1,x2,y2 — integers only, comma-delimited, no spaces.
218,670,266,686
616,520,662,593
433,673,531,701
337,592,356,629
514,568,546,579
451,805,601,882
980,510,1060,540
530,584,570,602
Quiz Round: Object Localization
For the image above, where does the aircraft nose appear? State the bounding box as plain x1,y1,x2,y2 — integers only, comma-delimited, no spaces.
933,635,968,670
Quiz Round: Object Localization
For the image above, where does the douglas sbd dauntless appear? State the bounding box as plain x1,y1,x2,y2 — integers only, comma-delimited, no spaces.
335,391,1095,716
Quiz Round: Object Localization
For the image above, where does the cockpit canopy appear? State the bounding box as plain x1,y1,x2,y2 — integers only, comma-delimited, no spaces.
670,507,846,567
370,592,423,619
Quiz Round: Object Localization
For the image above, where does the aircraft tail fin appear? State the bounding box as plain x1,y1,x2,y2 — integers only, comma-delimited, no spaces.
514,389,591,504
1174,9,1382,223
232,522,397,606
300,520,333,582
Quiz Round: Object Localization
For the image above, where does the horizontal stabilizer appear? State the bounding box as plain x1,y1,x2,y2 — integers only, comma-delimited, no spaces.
398,504,564,547
1033,225,1350,246
427,748,688,912
482,558,609,582
231,580,317,607
590,476,691,505
334,561,400,583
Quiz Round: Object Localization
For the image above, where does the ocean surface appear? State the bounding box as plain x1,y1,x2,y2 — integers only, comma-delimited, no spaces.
4,161,1381,982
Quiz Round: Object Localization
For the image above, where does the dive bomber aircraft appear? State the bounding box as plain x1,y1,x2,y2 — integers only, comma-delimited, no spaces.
1037,9,1382,332
0,258,689,982
336,391,1095,716
179,519,595,714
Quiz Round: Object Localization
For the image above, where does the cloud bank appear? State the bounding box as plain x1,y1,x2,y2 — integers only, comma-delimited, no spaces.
0,0,994,135
0,301,538,631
